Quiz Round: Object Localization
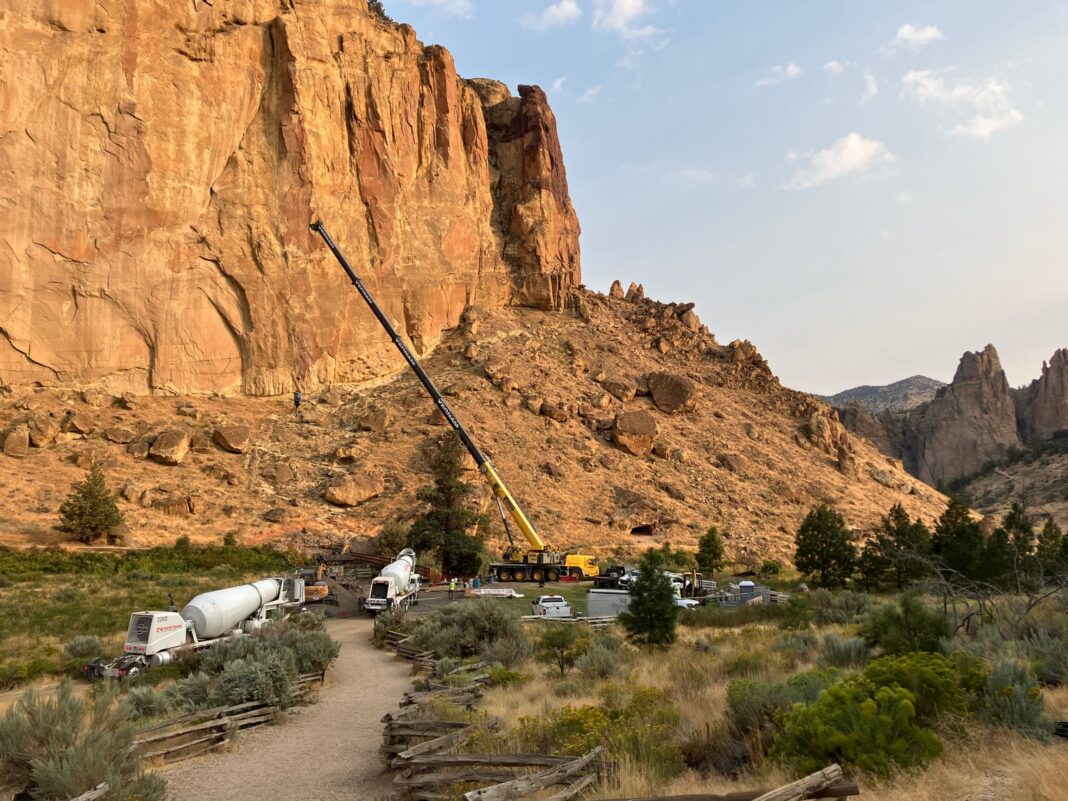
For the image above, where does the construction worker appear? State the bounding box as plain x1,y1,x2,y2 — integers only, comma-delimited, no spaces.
293,389,303,413
449,578,457,599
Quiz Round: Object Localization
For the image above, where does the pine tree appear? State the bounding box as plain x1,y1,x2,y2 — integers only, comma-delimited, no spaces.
406,432,486,577
695,527,726,580
859,504,932,590
620,549,677,646
58,462,123,544
930,497,985,583
1036,518,1064,572
794,505,856,588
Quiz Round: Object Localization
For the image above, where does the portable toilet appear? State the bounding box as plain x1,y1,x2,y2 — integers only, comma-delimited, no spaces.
739,580,756,603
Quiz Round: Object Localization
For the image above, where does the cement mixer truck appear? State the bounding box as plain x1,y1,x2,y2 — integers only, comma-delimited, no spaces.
365,548,421,614
85,576,305,680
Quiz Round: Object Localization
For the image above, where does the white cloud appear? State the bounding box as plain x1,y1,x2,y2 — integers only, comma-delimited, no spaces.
886,23,944,53
522,0,582,32
900,69,1022,138
785,132,896,190
550,76,568,94
592,0,664,40
895,190,913,204
755,63,802,87
680,167,714,183
822,60,854,75
399,0,474,18
860,72,878,105
737,172,756,188
578,85,603,103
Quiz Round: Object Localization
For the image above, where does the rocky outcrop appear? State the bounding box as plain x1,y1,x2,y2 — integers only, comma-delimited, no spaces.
0,1,579,396
1017,349,1068,441
324,473,384,507
903,345,1019,485
647,372,698,414
213,425,251,454
612,411,658,457
150,430,191,466
836,401,897,457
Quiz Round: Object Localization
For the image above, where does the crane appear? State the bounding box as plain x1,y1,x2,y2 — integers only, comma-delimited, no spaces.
310,221,599,583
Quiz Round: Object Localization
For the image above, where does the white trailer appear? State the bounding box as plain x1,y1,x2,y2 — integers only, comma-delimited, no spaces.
365,548,421,613
85,576,305,680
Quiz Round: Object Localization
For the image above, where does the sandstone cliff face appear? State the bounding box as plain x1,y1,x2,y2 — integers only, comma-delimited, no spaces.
0,0,579,396
1017,349,1068,441
903,345,1019,485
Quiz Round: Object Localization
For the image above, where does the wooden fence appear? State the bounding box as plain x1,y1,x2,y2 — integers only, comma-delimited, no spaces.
131,670,325,764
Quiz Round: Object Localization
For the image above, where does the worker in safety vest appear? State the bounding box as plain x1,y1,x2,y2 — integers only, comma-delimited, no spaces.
449,578,457,599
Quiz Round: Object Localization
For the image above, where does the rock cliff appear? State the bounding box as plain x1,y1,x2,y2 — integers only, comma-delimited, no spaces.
0,0,579,396
1017,348,1068,441
902,345,1018,486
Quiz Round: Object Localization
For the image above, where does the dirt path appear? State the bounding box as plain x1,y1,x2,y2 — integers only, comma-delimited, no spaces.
162,618,410,800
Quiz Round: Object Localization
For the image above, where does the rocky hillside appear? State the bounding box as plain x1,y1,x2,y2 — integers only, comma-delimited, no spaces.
0,287,949,562
0,0,577,396
955,449,1068,529
823,376,945,413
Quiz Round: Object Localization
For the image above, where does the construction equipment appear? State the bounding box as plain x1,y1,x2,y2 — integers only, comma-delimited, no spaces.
84,576,305,680
310,221,599,583
366,548,421,613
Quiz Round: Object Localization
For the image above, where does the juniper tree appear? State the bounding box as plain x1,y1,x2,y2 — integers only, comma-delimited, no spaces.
794,505,856,588
58,462,123,544
696,527,726,580
620,549,677,646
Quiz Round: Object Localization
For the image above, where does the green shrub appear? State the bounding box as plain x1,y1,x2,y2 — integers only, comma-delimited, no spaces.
0,573,12,587
771,632,816,668
485,663,527,687
161,672,213,712
1020,630,1068,686
722,650,769,678
126,685,167,719
682,598,812,630
288,611,327,632
863,652,984,723
536,625,590,677
859,595,949,655
576,641,620,680
278,629,340,674
515,685,683,782
62,636,103,660
811,589,871,626
979,659,1050,739
410,600,530,664
773,679,943,777
817,634,870,669
210,651,296,708
725,670,839,756
0,681,164,800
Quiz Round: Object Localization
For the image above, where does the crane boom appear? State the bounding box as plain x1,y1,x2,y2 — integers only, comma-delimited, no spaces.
310,221,546,553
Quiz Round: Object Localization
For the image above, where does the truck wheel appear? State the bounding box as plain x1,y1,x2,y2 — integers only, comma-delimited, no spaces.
497,569,512,582
514,570,527,582
547,570,558,582
125,666,141,681
569,568,582,579
531,569,544,583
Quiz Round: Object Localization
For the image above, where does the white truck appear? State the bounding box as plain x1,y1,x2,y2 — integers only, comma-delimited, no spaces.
531,595,573,618
84,576,305,680
365,548,421,613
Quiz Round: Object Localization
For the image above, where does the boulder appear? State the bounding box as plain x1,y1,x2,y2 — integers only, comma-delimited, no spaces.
3,428,29,458
360,406,393,432
542,403,570,423
601,376,637,403
27,416,58,447
80,388,112,408
609,279,625,298
127,440,151,459
333,444,362,463
524,396,544,415
190,432,215,453
324,474,384,507
718,453,748,473
103,427,136,445
647,372,698,414
612,411,658,457
62,412,94,436
149,430,190,465
213,424,251,454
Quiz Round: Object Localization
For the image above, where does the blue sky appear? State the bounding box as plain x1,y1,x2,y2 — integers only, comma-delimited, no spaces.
385,1,1068,394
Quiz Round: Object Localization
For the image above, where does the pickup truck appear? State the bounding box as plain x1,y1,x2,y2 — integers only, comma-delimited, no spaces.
531,595,573,618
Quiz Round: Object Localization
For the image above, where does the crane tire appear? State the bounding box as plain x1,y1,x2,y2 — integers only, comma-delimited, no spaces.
497,569,512,582
569,568,582,579
514,570,527,582
547,570,559,582
531,569,544,583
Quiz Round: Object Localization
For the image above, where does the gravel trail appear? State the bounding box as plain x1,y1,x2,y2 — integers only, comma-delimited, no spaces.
162,617,410,800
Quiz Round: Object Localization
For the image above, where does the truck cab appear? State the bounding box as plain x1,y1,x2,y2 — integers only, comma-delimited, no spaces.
531,595,573,618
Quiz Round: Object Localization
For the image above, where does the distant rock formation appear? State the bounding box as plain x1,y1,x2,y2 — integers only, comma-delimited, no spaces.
0,1,580,396
1017,349,1068,441
823,375,945,413
902,345,1019,486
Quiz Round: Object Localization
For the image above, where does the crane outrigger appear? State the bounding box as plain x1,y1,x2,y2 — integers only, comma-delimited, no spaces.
310,221,598,583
